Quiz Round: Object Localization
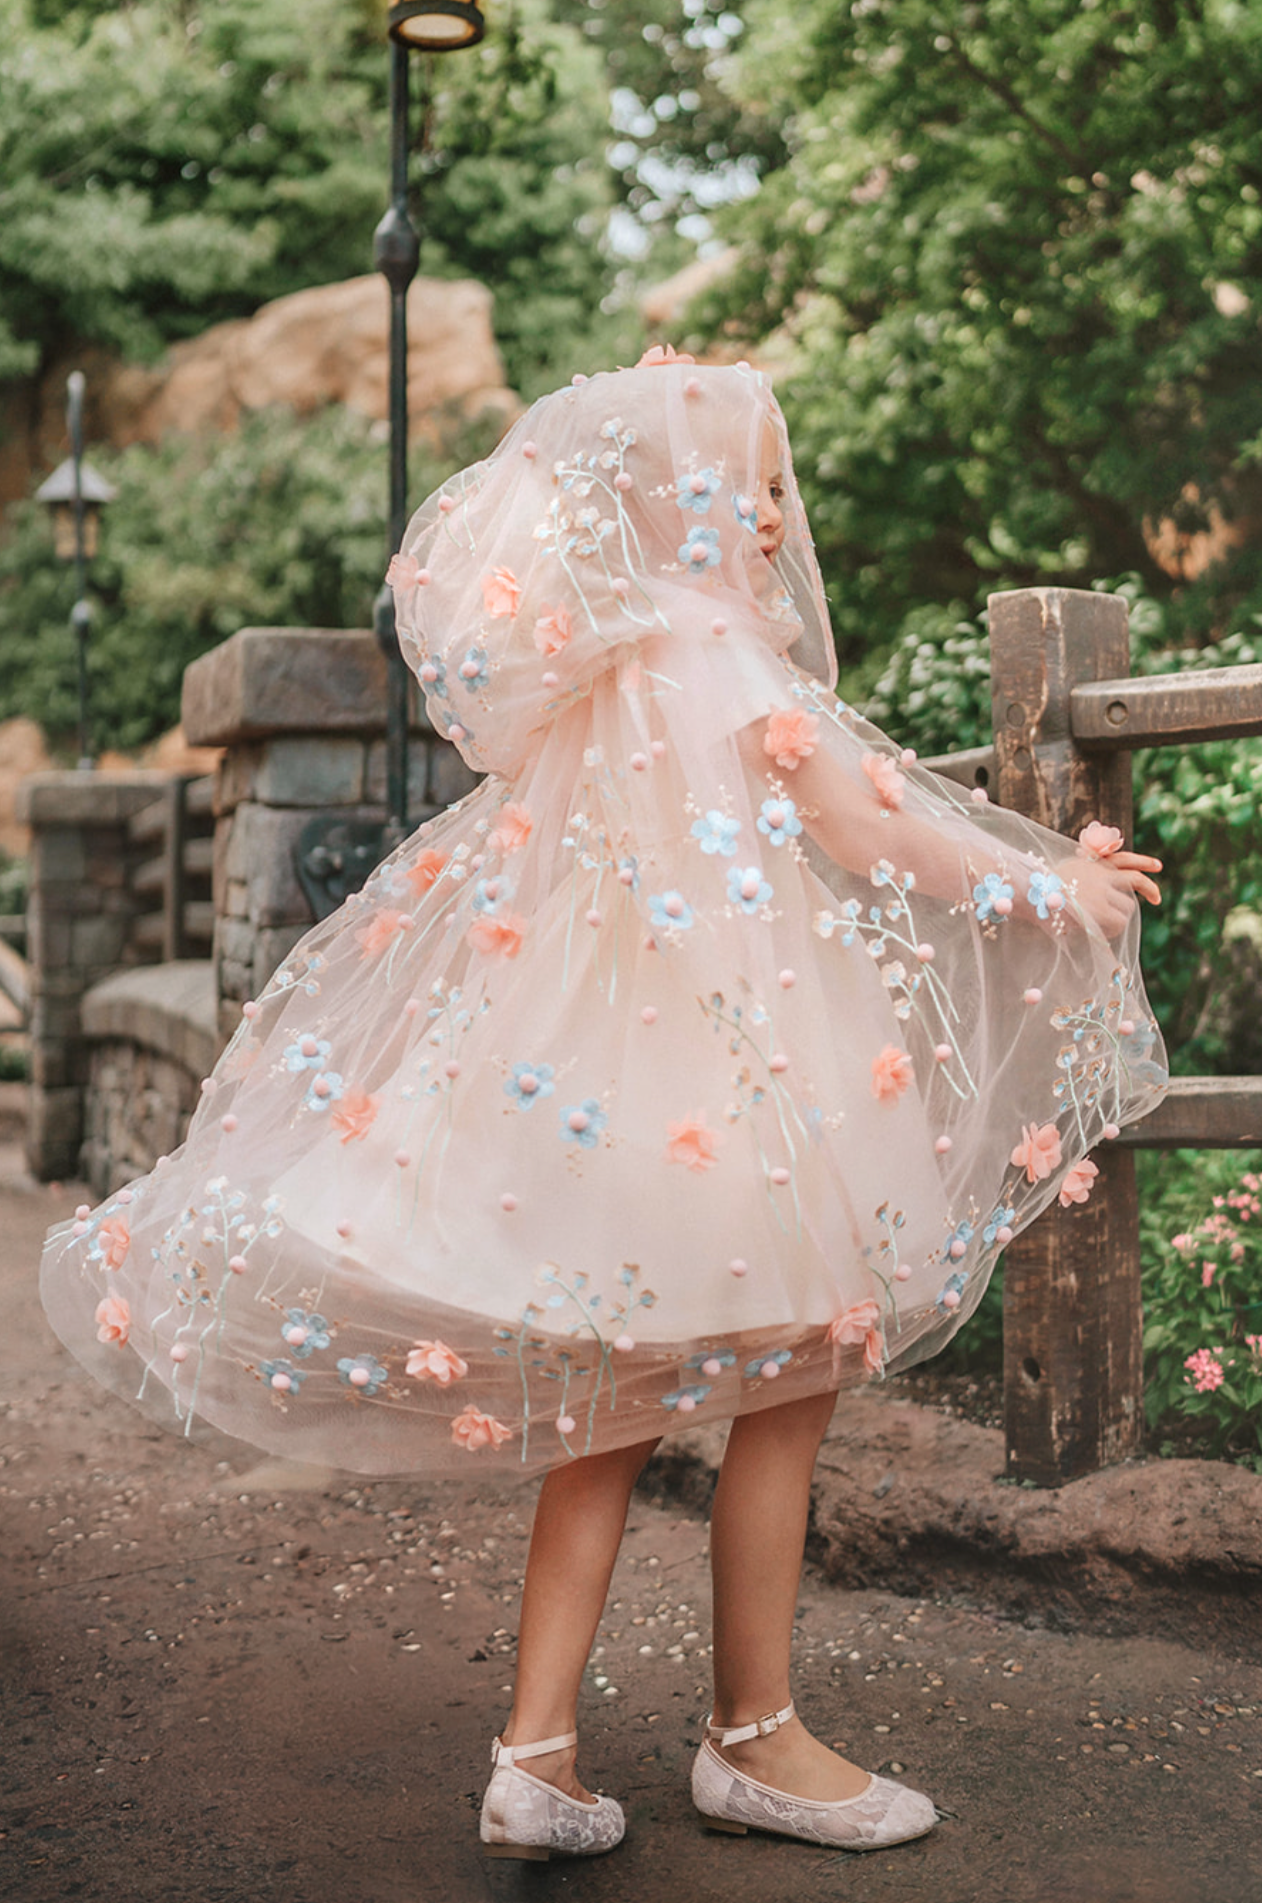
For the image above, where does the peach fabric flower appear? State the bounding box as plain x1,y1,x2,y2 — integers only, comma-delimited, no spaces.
763,708,820,771
664,1115,720,1172
451,1404,512,1451
637,344,697,366
1058,1157,1099,1207
533,605,572,657
871,1045,915,1103
1011,1121,1063,1184
98,1215,131,1271
827,1300,884,1375
404,848,448,896
386,551,421,592
332,1088,380,1145
861,752,907,809
489,803,533,854
1077,822,1125,859
467,912,526,960
482,566,522,618
357,909,409,959
95,1294,130,1346
407,1339,469,1385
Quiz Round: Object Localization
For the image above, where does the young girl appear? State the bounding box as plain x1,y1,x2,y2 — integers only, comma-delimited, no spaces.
41,354,1165,1860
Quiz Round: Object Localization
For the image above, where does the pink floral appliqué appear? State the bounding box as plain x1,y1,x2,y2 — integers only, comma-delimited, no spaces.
358,909,409,959
451,1404,513,1451
98,1215,131,1270
763,708,820,771
467,912,526,960
827,1300,884,1377
1058,1158,1099,1207
332,1088,380,1145
490,803,533,854
861,752,907,809
95,1294,130,1346
533,604,572,657
1077,822,1125,859
637,343,697,367
1011,1121,1063,1184
407,1339,469,1385
871,1045,915,1104
404,848,448,896
664,1115,720,1172
386,551,421,592
482,567,522,619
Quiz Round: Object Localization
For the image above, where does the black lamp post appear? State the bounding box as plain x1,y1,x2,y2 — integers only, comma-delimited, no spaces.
35,372,116,771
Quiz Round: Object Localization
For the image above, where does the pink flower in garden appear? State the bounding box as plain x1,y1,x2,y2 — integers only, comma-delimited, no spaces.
482,567,522,618
534,604,572,657
1010,1121,1063,1184
1058,1159,1099,1208
1201,1261,1216,1288
467,912,526,960
871,1045,915,1104
827,1300,885,1376
1077,821,1125,859
1184,1348,1224,1394
451,1405,512,1451
404,848,448,896
489,803,533,854
332,1088,379,1145
1171,1233,1193,1251
637,344,697,367
861,752,907,809
664,1115,720,1173
98,1215,131,1270
358,909,409,959
94,1294,130,1346
763,708,820,771
407,1339,469,1386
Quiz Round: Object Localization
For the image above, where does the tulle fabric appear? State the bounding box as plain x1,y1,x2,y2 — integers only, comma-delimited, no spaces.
40,362,1166,1477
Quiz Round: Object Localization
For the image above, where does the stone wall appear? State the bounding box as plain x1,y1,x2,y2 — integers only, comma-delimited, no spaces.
182,626,479,1044
80,963,217,1196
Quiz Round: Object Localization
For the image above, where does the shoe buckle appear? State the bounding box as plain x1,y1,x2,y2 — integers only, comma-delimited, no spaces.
755,1711,781,1737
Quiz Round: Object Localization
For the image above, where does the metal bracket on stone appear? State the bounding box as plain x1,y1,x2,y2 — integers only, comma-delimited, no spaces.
297,817,397,920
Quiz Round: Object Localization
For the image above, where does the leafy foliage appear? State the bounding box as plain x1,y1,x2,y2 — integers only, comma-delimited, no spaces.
696,0,1262,665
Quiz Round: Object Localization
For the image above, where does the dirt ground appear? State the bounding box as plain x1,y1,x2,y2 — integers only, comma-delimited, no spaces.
4,1130,1261,1903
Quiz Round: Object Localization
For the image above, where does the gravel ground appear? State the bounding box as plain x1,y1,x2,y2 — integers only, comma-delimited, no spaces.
4,1131,1261,1903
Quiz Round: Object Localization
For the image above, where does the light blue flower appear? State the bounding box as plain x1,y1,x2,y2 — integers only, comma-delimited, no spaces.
1027,869,1065,919
282,1308,331,1358
685,1347,736,1373
618,855,640,892
935,1270,969,1314
727,865,773,914
743,1348,794,1380
472,874,514,915
303,1070,344,1113
505,1061,555,1109
692,810,741,857
416,655,448,700
973,872,1015,923
942,1219,975,1263
260,1357,307,1394
757,796,802,847
442,710,474,744
982,1205,1016,1249
559,1098,607,1149
284,1036,332,1074
660,1383,712,1411
677,524,722,569
675,466,721,514
456,645,490,692
648,891,695,931
732,489,758,533
337,1353,389,1397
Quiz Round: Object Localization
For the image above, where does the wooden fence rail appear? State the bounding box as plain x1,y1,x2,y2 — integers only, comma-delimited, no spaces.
941,587,1262,1486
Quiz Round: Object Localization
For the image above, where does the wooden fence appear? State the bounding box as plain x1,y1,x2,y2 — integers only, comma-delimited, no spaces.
925,587,1262,1486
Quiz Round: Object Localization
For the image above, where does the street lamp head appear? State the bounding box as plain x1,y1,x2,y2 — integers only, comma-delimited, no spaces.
388,1,484,51
34,458,117,562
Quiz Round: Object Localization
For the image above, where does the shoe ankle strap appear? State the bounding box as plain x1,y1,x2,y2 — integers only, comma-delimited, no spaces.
492,1729,578,1765
706,1700,795,1747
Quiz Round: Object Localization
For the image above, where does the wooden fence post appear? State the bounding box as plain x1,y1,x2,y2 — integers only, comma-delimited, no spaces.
988,587,1143,1485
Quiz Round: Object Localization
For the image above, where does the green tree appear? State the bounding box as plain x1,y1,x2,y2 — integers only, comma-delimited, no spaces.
694,0,1262,665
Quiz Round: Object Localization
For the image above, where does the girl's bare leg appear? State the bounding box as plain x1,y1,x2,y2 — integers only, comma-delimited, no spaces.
710,1389,872,1800
500,1434,660,1801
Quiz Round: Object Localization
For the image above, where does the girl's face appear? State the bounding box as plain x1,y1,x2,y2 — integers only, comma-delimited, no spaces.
756,428,786,561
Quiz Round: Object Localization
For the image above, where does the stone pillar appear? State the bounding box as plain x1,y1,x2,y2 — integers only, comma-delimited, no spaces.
181,627,478,1044
18,770,169,1180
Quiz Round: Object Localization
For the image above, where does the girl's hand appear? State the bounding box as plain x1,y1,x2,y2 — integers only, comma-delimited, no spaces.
1056,850,1163,938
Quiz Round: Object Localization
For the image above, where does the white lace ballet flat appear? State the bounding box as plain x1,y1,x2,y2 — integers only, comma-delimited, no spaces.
692,1700,937,1852
479,1729,626,1861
